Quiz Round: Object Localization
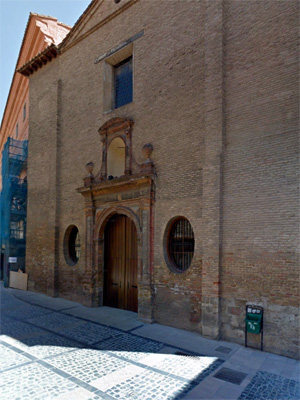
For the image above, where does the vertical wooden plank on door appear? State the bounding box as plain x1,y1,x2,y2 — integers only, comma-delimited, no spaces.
125,216,130,311
118,214,126,309
112,215,119,308
105,216,117,308
126,217,138,312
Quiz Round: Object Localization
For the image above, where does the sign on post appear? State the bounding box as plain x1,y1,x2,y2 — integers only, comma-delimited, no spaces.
245,304,264,351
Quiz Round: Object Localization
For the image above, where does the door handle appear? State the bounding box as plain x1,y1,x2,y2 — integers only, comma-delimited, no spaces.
112,283,118,286
127,283,137,289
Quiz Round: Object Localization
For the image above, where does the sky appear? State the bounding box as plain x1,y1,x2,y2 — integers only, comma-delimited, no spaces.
0,0,91,122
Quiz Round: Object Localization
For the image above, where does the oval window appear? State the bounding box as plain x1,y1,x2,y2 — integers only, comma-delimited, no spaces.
167,218,194,272
64,225,81,265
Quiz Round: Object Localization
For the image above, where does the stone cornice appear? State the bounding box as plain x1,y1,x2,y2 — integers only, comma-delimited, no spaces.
77,174,154,198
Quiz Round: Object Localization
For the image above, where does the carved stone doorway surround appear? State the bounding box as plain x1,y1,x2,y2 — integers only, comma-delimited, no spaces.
77,117,155,323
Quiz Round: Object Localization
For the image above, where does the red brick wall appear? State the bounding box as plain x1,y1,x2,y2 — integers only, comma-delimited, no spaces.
221,0,299,358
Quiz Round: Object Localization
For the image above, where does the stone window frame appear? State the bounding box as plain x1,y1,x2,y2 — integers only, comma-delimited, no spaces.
103,43,133,113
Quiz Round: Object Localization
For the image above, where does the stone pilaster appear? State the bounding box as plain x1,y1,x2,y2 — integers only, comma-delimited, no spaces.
201,0,225,339
138,202,154,323
46,79,62,297
83,193,96,306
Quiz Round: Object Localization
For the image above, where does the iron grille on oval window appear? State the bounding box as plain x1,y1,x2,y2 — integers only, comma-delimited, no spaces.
168,218,195,272
114,56,133,109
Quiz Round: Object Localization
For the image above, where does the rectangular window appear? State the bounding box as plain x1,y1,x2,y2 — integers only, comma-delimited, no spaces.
114,56,133,109
16,123,19,138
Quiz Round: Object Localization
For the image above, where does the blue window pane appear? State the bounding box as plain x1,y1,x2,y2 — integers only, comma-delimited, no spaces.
114,57,133,109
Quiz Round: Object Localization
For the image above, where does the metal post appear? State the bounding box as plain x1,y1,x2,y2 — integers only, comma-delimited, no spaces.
261,315,264,351
4,260,9,288
245,317,248,348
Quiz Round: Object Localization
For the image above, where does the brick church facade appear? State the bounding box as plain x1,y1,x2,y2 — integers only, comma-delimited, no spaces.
19,0,299,358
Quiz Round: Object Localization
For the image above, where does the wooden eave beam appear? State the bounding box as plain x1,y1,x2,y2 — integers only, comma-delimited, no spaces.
18,45,59,77
49,49,58,57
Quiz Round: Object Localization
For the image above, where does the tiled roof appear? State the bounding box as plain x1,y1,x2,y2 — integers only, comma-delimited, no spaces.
17,13,72,76
1,13,71,129
17,3,95,77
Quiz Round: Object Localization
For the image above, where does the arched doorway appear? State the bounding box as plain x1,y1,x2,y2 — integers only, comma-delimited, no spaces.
104,213,138,312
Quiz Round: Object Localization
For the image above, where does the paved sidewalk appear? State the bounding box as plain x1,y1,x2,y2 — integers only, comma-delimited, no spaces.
0,283,299,400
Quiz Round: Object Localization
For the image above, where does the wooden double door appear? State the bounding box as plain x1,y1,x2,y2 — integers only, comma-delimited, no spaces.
104,214,138,312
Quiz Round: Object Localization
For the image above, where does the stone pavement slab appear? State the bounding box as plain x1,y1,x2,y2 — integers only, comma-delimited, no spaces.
0,283,299,400
62,305,143,331
16,292,82,311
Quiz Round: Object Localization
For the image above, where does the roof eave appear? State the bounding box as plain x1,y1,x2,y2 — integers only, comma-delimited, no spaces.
18,43,59,77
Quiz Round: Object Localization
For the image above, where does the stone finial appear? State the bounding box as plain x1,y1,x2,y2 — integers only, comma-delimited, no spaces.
86,162,94,176
142,143,153,164
84,162,94,186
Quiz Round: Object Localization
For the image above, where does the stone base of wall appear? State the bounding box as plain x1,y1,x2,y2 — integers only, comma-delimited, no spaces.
221,298,300,359
201,296,221,339
154,286,201,333
27,271,47,295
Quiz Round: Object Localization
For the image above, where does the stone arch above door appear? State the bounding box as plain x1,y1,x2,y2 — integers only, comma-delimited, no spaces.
94,205,142,243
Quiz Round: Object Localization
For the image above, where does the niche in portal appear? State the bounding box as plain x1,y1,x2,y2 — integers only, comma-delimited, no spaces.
107,137,126,178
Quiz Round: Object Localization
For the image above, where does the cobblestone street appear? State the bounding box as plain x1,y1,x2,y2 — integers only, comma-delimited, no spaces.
0,283,299,400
